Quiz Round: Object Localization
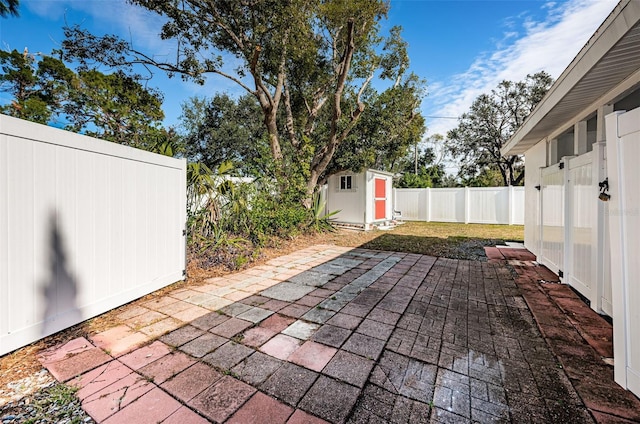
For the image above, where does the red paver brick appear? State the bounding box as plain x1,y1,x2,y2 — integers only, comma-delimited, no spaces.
210,317,253,338
279,304,311,319
188,375,256,423
39,338,112,382
484,247,505,260
296,295,324,307
172,305,211,322
138,351,196,384
124,309,167,328
288,341,337,372
287,409,331,424
226,391,294,424
37,337,94,365
242,327,277,347
117,340,170,370
91,325,150,357
161,362,222,402
143,296,179,310
262,299,291,312
81,373,154,422
260,334,301,360
163,406,210,424
139,317,183,337
101,387,181,424
70,360,133,400
260,314,296,332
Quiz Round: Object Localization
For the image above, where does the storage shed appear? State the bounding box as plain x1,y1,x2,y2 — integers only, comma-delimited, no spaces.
501,0,640,397
325,169,394,230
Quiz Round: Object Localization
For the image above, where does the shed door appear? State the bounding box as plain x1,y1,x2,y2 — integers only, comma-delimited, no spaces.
374,178,386,220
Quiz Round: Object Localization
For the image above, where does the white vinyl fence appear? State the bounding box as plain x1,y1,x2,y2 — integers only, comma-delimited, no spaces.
394,186,524,225
606,108,640,397
0,115,187,356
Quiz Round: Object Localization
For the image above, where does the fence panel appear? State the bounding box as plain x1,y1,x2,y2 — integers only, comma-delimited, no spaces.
540,165,565,274
606,108,640,396
567,152,596,300
467,187,509,224
429,189,466,222
0,115,187,355
394,186,524,225
394,188,428,221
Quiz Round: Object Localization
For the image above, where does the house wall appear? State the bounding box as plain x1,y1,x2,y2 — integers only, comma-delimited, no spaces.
0,115,187,355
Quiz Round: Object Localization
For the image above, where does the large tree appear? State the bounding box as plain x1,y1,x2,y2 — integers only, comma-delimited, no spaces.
324,72,426,179
61,0,416,204
0,49,167,150
180,94,265,174
447,71,553,186
0,49,75,124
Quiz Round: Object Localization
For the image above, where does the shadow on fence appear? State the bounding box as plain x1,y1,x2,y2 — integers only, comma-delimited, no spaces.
41,212,81,336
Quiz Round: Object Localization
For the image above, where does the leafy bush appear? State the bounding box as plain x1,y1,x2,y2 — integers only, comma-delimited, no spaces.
185,162,332,270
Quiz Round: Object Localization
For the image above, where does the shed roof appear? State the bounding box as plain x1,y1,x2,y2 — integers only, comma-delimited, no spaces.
502,0,640,156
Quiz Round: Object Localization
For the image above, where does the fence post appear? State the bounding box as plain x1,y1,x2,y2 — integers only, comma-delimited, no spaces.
464,186,470,224
508,185,514,225
426,187,431,222
563,156,575,283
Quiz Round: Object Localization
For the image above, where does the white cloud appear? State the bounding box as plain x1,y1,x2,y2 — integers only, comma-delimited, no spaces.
424,0,618,137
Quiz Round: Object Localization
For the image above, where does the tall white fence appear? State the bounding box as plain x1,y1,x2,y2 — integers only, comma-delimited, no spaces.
394,186,524,225
0,115,187,356
606,108,640,397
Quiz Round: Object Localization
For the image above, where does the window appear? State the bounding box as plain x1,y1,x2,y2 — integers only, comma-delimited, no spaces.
339,175,353,191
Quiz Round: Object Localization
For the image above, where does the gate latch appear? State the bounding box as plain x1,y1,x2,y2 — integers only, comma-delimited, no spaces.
598,178,610,202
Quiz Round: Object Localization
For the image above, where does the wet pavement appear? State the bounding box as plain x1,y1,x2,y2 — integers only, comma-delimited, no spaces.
37,244,640,423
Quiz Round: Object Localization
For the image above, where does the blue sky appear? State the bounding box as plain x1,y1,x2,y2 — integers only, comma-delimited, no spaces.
1,0,617,147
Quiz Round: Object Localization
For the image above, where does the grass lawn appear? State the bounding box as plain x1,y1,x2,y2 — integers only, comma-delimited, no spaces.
354,221,524,259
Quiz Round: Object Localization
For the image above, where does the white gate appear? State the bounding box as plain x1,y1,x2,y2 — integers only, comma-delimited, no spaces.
567,152,596,301
606,108,640,397
540,164,565,275
539,153,600,306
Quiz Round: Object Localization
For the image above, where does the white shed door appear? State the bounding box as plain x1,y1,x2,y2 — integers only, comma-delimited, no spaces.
606,109,640,397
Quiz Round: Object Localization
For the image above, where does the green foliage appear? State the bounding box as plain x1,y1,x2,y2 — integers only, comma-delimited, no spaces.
61,0,422,203
307,191,339,232
0,49,70,123
326,72,427,178
180,94,265,174
447,71,553,186
0,49,169,152
64,69,166,149
0,0,18,17
396,172,433,188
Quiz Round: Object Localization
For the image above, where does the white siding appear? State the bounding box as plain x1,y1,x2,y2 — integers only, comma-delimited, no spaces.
326,172,366,225
0,115,186,355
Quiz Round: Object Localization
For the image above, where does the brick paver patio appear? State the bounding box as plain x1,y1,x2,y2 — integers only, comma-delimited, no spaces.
37,245,640,423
